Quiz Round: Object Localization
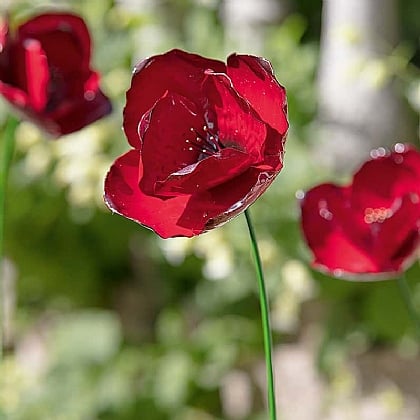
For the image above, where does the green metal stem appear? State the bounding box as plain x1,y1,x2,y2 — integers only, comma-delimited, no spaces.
244,208,277,419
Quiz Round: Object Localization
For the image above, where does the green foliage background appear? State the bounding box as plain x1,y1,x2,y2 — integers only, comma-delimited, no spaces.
0,0,419,419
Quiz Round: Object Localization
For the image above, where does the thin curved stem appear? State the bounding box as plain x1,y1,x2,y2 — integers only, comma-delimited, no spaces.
0,115,18,358
396,274,420,337
244,208,277,419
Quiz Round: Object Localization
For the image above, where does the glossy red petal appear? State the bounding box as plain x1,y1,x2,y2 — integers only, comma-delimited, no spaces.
0,16,7,48
227,54,288,136
21,39,49,111
156,148,253,196
300,184,381,276
351,148,420,211
45,86,112,136
0,16,10,79
123,49,226,148
140,91,256,197
17,13,91,71
0,18,29,106
105,151,280,238
202,166,279,231
375,195,420,269
203,72,267,160
140,93,202,195
393,144,420,175
104,150,197,238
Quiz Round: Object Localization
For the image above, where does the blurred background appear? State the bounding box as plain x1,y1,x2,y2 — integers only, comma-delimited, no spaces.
0,0,419,419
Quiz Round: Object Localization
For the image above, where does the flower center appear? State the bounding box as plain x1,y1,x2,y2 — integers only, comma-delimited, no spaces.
185,124,224,159
45,66,67,112
364,207,393,224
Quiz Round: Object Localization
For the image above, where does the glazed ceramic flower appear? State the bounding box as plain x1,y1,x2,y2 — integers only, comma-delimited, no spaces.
0,13,111,135
299,144,420,279
105,49,288,238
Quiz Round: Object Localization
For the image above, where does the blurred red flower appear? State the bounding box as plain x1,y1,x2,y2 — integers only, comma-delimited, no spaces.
0,13,111,135
299,144,420,279
105,49,288,238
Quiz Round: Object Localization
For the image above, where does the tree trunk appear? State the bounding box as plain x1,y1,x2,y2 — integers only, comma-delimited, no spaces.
221,0,285,55
316,0,415,172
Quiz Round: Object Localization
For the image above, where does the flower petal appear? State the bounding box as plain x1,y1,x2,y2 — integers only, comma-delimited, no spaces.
105,151,279,238
203,71,267,160
374,194,420,270
155,148,253,196
394,144,420,174
300,184,381,276
202,166,279,230
0,15,10,79
104,150,196,238
351,148,420,211
46,84,112,135
140,91,255,197
227,54,288,136
140,93,203,195
0,16,7,49
21,39,49,111
17,13,91,71
124,49,226,149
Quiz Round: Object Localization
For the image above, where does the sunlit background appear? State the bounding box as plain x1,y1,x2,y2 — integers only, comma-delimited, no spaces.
0,0,419,419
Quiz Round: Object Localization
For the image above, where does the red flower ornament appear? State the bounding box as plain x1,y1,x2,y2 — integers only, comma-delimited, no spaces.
105,49,288,238
299,144,420,279
0,13,111,136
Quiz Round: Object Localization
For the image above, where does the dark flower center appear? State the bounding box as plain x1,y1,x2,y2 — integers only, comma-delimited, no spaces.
185,124,224,160
45,66,68,112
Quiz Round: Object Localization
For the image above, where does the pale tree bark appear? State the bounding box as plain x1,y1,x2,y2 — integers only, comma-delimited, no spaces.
0,1,11,13
221,0,287,55
316,0,416,172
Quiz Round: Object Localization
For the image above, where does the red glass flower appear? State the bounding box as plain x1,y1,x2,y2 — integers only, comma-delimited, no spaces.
0,13,112,136
104,49,288,238
299,144,420,279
